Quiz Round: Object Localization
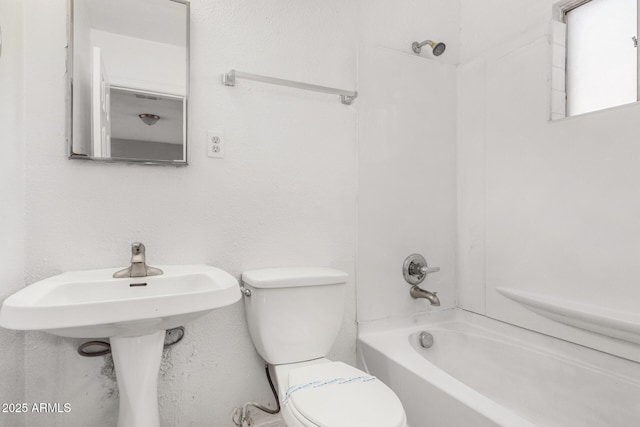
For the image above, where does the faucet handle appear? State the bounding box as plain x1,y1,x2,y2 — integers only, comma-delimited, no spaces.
419,266,440,275
403,254,440,286
131,242,146,263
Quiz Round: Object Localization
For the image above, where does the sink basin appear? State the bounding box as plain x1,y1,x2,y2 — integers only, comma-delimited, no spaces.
0,264,241,427
0,264,241,338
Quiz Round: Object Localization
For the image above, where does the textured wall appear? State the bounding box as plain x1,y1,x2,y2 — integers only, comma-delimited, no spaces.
355,0,460,323
0,1,26,426
19,0,357,425
457,0,640,361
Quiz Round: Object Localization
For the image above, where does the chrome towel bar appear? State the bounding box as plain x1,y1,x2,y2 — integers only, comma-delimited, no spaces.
222,69,357,105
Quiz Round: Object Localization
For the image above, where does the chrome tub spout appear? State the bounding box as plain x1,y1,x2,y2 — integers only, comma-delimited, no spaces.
410,285,440,306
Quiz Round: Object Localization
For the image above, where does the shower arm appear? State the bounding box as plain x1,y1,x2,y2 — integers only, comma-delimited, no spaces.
412,40,434,53
414,40,434,49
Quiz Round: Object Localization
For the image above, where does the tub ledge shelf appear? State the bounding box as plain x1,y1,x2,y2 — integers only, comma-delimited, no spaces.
497,287,640,345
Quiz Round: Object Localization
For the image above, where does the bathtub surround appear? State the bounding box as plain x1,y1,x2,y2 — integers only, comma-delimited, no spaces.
356,0,460,323
457,0,640,362
357,45,457,322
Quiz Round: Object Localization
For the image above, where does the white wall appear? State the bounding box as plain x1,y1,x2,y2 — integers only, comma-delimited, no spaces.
457,0,640,361
356,0,460,323
0,1,25,425
20,0,357,426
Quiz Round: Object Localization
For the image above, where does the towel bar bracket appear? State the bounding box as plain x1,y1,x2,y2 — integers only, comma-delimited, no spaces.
340,95,356,105
222,70,237,87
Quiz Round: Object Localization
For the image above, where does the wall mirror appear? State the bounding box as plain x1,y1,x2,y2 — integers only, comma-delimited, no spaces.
67,0,189,165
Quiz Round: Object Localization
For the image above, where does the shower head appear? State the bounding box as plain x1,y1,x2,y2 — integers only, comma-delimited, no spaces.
432,42,446,56
412,40,447,56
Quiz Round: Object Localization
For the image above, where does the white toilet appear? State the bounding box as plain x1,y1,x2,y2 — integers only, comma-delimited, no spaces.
242,267,407,427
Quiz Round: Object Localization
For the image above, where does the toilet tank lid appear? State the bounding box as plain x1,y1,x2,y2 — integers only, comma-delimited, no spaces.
242,267,348,289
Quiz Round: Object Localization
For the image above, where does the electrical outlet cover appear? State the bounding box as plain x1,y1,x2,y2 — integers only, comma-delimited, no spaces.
207,131,224,159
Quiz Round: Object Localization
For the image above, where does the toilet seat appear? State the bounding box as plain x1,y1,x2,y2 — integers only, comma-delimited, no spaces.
283,361,407,427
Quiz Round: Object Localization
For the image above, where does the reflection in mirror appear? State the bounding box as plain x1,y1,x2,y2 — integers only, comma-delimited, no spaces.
110,88,185,161
68,0,189,165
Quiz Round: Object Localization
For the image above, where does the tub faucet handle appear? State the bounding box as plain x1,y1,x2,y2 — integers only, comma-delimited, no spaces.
403,254,439,286
419,266,440,276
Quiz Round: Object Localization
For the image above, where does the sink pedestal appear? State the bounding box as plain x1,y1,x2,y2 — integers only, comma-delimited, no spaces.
110,331,165,427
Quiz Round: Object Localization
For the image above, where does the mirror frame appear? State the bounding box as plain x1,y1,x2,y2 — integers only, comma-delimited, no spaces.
66,0,190,166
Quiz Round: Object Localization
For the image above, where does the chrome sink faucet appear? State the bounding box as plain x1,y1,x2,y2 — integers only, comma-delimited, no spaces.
402,254,440,306
113,242,163,278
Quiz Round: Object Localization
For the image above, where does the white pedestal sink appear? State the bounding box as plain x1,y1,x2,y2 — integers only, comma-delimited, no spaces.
0,265,241,427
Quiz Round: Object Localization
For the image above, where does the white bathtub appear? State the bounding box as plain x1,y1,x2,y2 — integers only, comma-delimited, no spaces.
358,309,640,427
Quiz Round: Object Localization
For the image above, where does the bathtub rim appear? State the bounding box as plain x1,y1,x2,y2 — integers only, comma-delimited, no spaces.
359,308,640,380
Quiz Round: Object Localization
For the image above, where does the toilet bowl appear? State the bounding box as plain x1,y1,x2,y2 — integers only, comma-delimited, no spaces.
241,267,408,427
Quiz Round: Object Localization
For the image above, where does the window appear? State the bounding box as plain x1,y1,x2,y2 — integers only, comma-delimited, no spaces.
553,0,638,118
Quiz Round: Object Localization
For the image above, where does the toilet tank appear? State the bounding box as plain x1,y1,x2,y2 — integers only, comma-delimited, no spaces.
242,267,348,365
